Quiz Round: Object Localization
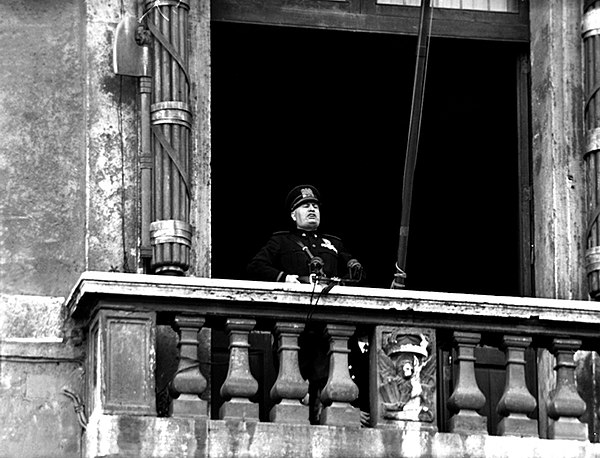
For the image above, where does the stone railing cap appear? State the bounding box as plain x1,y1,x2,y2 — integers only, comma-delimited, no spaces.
65,271,600,328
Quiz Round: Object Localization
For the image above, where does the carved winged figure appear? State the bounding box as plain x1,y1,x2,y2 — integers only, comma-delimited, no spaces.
378,332,435,422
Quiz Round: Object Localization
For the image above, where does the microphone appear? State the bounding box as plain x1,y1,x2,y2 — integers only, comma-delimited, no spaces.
309,256,325,276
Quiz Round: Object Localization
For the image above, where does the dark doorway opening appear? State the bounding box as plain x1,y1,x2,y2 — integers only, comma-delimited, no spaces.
210,21,532,431
211,21,525,296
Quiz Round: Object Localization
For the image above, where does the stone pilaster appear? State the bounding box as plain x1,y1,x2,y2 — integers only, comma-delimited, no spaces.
529,0,585,299
88,308,156,416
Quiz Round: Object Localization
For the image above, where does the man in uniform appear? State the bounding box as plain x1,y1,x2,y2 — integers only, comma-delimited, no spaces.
247,184,363,284
247,184,365,424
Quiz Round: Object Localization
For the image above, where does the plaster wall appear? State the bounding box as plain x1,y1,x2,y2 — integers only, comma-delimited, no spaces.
0,0,596,456
0,0,137,456
84,0,138,277
0,0,140,299
0,294,83,457
0,0,86,297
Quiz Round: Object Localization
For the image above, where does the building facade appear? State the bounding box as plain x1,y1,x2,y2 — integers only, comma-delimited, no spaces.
0,0,599,456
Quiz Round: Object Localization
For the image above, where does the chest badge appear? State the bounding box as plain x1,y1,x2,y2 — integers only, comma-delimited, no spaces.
321,238,338,254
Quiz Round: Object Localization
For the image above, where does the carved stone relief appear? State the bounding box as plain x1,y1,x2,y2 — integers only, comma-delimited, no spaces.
371,326,436,429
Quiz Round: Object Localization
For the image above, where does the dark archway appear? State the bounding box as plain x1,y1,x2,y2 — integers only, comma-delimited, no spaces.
211,22,524,296
209,22,531,429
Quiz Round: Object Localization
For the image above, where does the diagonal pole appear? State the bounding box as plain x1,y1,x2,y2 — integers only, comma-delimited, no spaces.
392,0,434,289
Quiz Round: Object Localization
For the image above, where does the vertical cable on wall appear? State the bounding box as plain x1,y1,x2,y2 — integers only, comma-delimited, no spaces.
145,0,192,275
583,1,600,299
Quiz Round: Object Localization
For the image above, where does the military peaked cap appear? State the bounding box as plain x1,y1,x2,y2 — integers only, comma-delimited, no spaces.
286,184,320,211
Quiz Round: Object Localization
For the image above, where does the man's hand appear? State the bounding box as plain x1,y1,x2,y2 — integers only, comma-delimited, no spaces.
285,274,300,283
347,259,363,281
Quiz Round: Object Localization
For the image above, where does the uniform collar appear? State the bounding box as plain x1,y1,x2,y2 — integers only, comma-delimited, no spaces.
293,228,319,238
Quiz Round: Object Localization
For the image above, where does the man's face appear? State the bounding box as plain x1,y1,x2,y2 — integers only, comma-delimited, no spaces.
291,202,320,230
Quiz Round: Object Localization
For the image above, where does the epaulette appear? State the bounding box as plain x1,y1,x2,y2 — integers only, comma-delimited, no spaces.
323,233,341,241
273,230,290,236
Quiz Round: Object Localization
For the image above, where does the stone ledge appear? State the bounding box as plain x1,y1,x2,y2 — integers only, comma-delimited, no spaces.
86,413,201,457
0,340,83,362
85,414,600,458
66,272,600,327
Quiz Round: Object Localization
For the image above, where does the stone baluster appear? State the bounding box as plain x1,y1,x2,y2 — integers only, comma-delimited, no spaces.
447,331,487,434
219,318,259,420
320,324,360,427
270,321,309,424
547,338,588,440
169,315,208,417
496,335,537,436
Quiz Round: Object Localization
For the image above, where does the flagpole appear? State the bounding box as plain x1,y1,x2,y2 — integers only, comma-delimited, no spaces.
392,0,433,289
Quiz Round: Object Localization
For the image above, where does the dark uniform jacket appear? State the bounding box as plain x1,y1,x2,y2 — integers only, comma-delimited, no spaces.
247,228,366,407
246,229,355,282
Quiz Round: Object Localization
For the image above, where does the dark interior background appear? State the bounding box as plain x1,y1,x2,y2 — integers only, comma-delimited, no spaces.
210,21,524,296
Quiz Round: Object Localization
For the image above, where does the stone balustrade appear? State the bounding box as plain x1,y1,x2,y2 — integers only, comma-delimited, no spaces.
66,272,600,457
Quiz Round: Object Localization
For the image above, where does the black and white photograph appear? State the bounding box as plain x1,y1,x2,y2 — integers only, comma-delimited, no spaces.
0,0,599,457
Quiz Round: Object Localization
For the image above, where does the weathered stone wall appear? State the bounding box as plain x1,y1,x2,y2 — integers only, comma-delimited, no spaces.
0,0,138,456
0,0,140,297
189,0,212,278
530,0,586,300
0,294,84,457
0,1,87,456
84,0,139,276
84,415,600,458
0,0,597,456
528,1,600,442
0,0,86,297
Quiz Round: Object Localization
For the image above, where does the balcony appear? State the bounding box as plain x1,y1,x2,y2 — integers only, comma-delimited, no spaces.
66,272,600,457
